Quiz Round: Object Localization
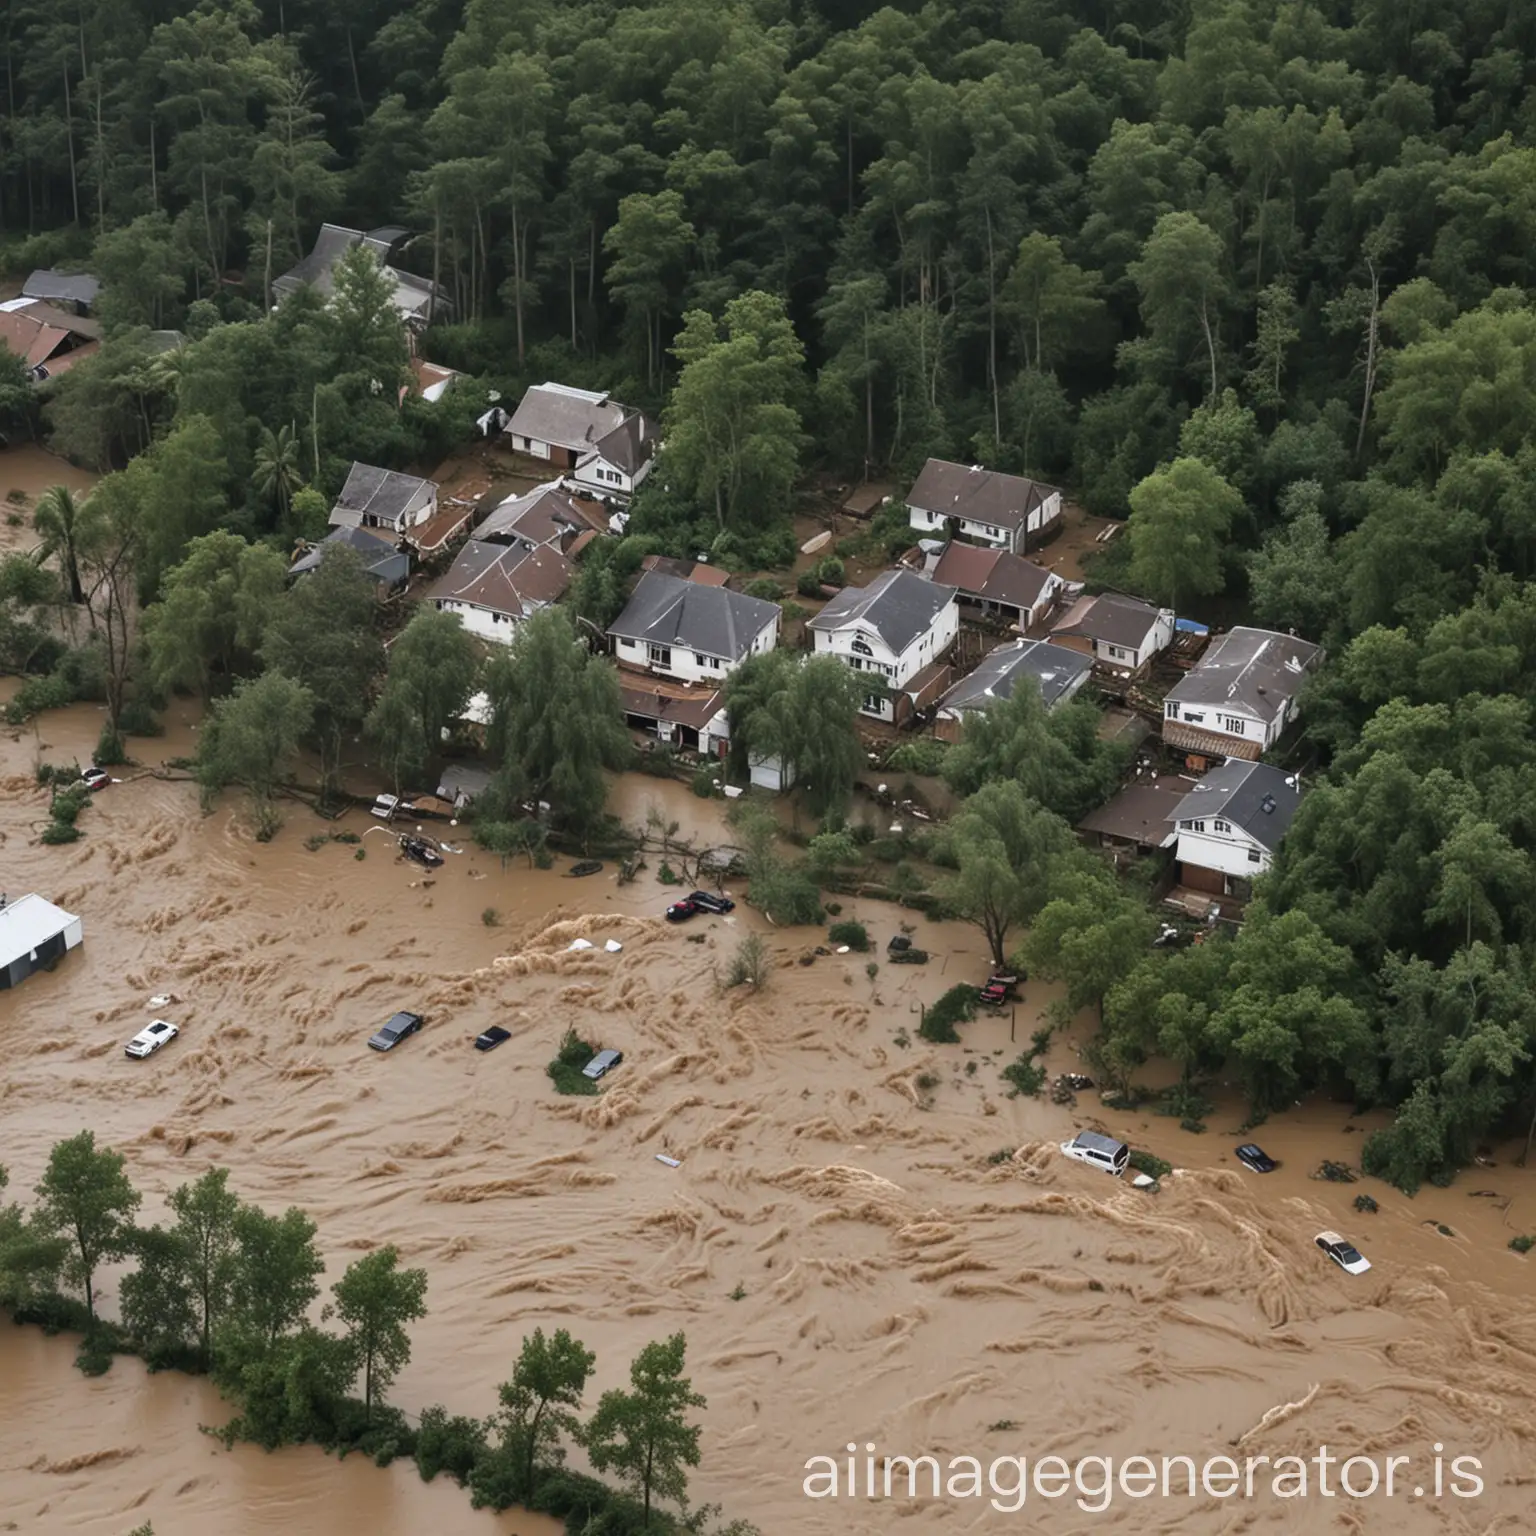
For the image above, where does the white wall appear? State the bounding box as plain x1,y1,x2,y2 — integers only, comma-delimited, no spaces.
436,599,532,645
909,492,1062,553
613,616,777,684
1165,701,1270,747
1175,822,1271,880
513,435,554,459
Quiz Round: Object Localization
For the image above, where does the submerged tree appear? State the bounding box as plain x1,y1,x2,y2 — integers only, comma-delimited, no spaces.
327,1245,428,1423
33,1132,142,1326
195,669,316,838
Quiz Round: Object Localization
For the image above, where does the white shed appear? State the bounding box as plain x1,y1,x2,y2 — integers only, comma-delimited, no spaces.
0,893,83,990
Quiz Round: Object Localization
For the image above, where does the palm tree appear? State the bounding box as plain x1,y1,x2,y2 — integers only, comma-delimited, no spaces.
251,422,303,526
32,484,88,605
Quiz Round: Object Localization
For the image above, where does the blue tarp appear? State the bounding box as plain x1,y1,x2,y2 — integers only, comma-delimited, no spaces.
1175,617,1210,635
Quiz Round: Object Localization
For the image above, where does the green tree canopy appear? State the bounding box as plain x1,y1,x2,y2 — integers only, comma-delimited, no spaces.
1124,456,1244,612
34,1132,142,1325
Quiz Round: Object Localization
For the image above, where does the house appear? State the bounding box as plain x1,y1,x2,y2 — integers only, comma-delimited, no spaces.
905,459,1063,556
1162,626,1324,764
0,893,83,990
429,540,572,642
274,224,449,330
0,298,101,381
608,571,779,685
1168,761,1301,898
934,639,1090,740
22,269,100,315
929,541,1063,629
402,357,461,405
620,681,731,757
1050,592,1174,676
329,463,438,537
288,525,409,590
505,383,657,500
639,555,730,587
1077,772,1198,859
476,484,608,556
808,568,959,723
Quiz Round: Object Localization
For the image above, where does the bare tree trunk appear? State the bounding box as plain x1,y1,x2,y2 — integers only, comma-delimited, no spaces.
1198,299,1218,400
569,254,577,349
1355,256,1381,461
148,115,157,211
62,66,80,225
511,198,525,363
985,204,999,449
263,218,273,311
862,306,873,476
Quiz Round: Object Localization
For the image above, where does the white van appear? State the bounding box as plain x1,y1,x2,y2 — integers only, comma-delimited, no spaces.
1059,1130,1129,1177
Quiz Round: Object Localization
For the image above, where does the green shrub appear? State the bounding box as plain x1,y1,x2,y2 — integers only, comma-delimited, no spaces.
546,1028,599,1095
796,568,825,597
414,1405,489,1487
117,696,164,737
816,554,845,585
1001,1055,1046,1097
1510,1235,1534,1254
883,739,949,775
828,919,869,951
692,766,718,798
743,578,781,599
481,907,500,926
919,984,976,1043
94,721,128,766
1128,1150,1171,1180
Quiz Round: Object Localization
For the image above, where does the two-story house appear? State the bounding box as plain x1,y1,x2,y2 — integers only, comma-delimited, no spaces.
1168,760,1300,899
329,463,438,537
1049,592,1174,676
808,569,959,723
929,541,1063,629
506,382,657,501
934,639,1091,741
905,459,1063,556
1162,626,1323,765
428,540,572,642
608,571,780,684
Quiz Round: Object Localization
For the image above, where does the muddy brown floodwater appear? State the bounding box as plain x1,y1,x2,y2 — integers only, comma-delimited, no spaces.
0,446,99,557
2,697,1535,1534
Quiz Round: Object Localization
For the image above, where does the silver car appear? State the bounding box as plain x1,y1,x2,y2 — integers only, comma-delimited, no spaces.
582,1048,623,1081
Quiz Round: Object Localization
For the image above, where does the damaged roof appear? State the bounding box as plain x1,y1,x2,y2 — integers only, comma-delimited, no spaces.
430,539,572,617
1165,626,1323,722
332,462,437,529
939,639,1090,715
930,542,1058,613
509,382,629,452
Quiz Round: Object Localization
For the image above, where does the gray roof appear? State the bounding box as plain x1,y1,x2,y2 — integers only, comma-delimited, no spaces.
289,525,408,584
509,383,629,453
1169,761,1301,849
273,224,449,323
22,270,100,308
608,571,780,662
1051,591,1168,650
332,462,436,529
1077,774,1197,847
808,568,957,655
939,639,1090,715
1164,626,1323,723
478,485,606,546
907,458,1058,531
587,412,656,475
0,892,78,966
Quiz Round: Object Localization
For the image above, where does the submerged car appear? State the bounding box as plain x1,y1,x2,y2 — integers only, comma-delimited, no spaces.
1059,1130,1129,1177
81,766,112,791
582,1048,623,1081
474,1025,511,1052
125,1019,178,1058
400,835,444,869
978,972,1020,1006
1236,1143,1278,1173
368,1010,425,1052
687,891,735,914
1315,1230,1372,1275
665,899,697,922
371,793,416,820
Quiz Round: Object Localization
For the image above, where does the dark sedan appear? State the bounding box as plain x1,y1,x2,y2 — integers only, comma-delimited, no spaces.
687,891,735,914
368,1010,425,1052
474,1025,511,1052
1236,1143,1278,1173
665,899,697,922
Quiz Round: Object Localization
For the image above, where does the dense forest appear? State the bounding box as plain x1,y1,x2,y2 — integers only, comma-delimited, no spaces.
4,0,1536,1192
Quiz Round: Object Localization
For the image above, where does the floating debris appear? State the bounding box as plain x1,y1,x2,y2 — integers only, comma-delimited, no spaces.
656,1154,681,1168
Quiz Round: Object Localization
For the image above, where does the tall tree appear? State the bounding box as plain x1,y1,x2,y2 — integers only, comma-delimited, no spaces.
1130,211,1230,398
365,606,480,792
1124,457,1243,612
31,484,90,605
226,1204,325,1350
604,190,695,390
488,1328,595,1504
168,1167,242,1369
327,1245,428,1423
34,1131,142,1326
195,669,316,838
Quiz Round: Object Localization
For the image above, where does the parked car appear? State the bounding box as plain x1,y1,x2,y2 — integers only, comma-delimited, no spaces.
978,972,1020,1006
582,1048,623,1081
81,766,112,791
1059,1130,1129,1177
400,836,444,869
665,899,697,922
1315,1230,1371,1275
474,1025,511,1052
1236,1143,1278,1173
125,1019,178,1058
368,1010,425,1052
687,891,735,914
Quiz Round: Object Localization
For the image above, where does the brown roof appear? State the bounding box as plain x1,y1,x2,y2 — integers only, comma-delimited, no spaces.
901,659,952,708
1162,719,1262,762
930,542,1056,613
429,539,571,616
1051,592,1166,650
619,682,725,732
480,486,608,548
639,555,730,587
0,308,72,368
906,458,1058,532
1077,775,1197,847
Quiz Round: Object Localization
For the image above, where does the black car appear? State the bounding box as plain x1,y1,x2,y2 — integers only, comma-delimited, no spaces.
474,1025,511,1052
665,899,697,922
1235,1143,1278,1173
687,891,735,914
401,836,444,869
368,1010,425,1051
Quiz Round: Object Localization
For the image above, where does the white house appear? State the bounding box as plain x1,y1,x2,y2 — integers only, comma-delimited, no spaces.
329,463,438,536
608,571,780,685
906,459,1063,556
428,540,572,643
1163,626,1324,763
808,569,959,723
1,893,83,990
506,383,657,500
934,639,1091,740
1049,592,1174,676
1168,761,1301,898
928,541,1063,629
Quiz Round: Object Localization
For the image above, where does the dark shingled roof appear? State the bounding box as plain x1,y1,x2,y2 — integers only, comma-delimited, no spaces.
478,486,608,548
1077,775,1196,847
1051,592,1168,651
331,462,437,530
589,412,656,475
429,540,571,617
22,270,100,308
1164,626,1323,723
1169,761,1301,849
508,383,628,452
808,569,957,655
289,525,408,584
273,224,448,321
930,542,1058,614
939,639,1090,715
906,458,1059,532
608,571,780,662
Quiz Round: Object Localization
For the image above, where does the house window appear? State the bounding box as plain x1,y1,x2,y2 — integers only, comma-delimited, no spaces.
1213,819,1230,833
648,644,671,667
1166,702,1179,719
1107,645,1126,660
1247,849,1262,863
1221,715,1245,733
851,637,873,655
863,693,884,713
1189,820,1205,833
1183,711,1205,724
695,653,720,670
